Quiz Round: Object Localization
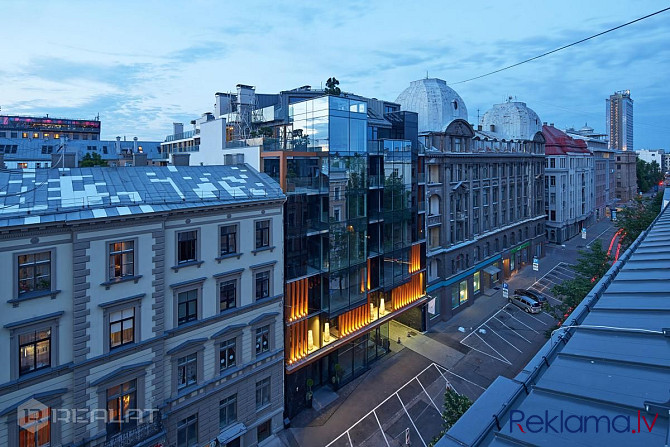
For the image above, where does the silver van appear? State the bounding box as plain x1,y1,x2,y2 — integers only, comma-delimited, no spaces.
508,294,542,314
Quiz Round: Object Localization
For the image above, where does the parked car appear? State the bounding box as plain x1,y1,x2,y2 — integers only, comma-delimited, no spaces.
509,294,542,314
514,288,547,304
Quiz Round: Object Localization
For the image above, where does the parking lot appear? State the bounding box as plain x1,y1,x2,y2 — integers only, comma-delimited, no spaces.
457,262,577,365
459,301,555,365
527,261,577,303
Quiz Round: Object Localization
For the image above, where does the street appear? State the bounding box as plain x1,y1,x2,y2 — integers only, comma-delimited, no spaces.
279,218,619,447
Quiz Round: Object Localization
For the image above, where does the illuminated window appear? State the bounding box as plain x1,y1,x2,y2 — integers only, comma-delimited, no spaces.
473,272,481,294
17,163,28,169
106,379,137,436
33,132,39,138
54,134,60,139
22,132,28,138
19,329,51,375
19,406,50,447
43,133,49,139
108,241,134,279
459,280,468,304
109,308,134,349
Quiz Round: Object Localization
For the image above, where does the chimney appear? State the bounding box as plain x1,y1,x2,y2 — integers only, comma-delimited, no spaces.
133,153,148,166
550,123,554,127
489,124,495,132
133,137,138,153
173,122,184,136
115,136,121,154
543,122,547,126
477,124,482,131
51,152,77,168
171,153,190,166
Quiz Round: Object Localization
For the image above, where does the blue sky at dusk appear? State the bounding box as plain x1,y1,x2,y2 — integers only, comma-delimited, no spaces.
1,0,669,148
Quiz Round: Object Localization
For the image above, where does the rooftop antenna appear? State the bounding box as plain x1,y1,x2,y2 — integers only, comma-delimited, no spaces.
477,108,480,122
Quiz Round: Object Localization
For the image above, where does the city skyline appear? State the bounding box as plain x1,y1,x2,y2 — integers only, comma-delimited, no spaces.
1,1,669,148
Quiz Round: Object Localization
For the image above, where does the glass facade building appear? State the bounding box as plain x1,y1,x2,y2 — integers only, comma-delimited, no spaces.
261,95,426,418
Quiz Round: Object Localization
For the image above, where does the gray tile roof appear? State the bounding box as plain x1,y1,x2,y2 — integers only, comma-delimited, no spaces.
438,199,670,447
0,164,284,228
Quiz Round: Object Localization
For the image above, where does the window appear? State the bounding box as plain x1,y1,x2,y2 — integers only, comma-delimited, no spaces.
219,395,237,429
18,251,51,296
220,225,238,256
255,325,270,355
110,308,134,349
177,414,198,447
473,272,481,294
22,132,28,138
219,279,237,312
177,230,198,264
109,241,134,279
19,406,50,447
177,289,198,325
106,379,137,436
256,377,271,409
255,271,270,300
219,338,236,371
255,220,271,249
19,329,51,375
33,132,39,139
257,419,272,443
177,353,198,390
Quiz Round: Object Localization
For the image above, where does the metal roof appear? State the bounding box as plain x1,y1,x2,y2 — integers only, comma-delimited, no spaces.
0,164,284,228
438,199,670,446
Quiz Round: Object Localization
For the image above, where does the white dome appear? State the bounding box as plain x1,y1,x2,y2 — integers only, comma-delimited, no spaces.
395,78,468,133
479,101,542,140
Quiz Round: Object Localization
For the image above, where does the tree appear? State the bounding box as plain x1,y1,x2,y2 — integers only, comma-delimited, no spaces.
79,152,108,167
617,192,663,247
324,77,341,96
636,159,663,193
550,240,611,330
429,388,472,446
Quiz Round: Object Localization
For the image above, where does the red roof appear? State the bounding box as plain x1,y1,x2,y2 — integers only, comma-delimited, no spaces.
542,125,591,155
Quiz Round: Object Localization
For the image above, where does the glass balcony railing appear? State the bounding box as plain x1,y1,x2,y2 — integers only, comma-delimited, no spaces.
165,129,199,142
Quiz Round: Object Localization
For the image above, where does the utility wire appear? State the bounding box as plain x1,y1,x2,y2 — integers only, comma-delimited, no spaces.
452,6,670,85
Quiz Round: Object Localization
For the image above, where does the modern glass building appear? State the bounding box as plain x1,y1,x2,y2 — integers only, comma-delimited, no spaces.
260,95,426,418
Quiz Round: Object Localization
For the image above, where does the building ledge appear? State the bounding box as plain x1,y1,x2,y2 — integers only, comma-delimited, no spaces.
251,245,276,255
171,260,204,271
100,275,143,290
216,252,244,263
8,289,61,306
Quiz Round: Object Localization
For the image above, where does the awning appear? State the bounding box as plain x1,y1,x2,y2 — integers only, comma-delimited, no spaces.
483,265,501,275
217,422,247,444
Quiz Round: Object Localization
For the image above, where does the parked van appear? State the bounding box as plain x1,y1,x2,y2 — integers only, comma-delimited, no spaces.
509,294,542,314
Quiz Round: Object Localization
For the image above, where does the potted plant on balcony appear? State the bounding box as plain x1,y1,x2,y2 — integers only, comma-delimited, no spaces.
305,378,314,407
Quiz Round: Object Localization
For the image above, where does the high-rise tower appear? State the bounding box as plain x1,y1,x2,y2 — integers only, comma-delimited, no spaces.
606,90,633,151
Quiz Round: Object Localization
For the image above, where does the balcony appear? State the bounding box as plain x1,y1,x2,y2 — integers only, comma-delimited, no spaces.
165,129,199,142
104,418,164,447
427,214,442,226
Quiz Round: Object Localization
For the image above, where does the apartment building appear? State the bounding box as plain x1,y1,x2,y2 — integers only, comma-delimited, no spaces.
543,125,595,243
0,115,164,168
0,164,285,447
397,81,546,321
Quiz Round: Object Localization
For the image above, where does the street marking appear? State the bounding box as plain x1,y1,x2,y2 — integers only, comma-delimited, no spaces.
461,340,508,364
475,332,512,365
461,307,505,343
434,365,487,391
484,324,523,352
503,309,540,334
495,315,533,343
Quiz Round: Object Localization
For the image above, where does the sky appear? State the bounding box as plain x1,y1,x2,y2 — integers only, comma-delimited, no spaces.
1,0,669,148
